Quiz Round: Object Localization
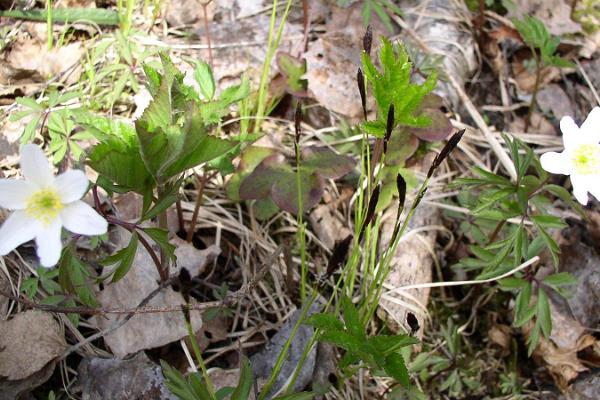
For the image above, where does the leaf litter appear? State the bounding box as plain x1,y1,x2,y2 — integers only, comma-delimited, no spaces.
0,0,599,398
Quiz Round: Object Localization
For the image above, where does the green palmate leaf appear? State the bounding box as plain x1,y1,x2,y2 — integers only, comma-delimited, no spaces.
227,146,277,201
162,110,236,178
231,357,253,400
271,169,323,215
102,232,139,283
361,37,437,137
277,52,308,96
300,146,356,179
86,125,154,193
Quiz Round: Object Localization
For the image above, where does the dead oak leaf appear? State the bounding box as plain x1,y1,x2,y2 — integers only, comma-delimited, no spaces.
0,310,66,381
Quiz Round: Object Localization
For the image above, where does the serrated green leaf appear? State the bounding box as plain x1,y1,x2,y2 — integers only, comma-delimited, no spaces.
304,313,345,331
383,353,410,387
498,277,527,291
537,289,552,338
143,227,176,261
341,295,365,339
542,272,576,288
192,61,216,100
102,232,139,283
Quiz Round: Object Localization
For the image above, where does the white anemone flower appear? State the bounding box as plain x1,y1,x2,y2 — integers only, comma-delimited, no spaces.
540,107,600,206
0,145,108,267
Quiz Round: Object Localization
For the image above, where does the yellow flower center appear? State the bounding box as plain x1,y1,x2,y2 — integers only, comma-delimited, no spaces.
571,144,600,175
25,188,63,225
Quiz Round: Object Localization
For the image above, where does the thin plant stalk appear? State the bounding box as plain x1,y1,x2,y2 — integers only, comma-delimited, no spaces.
524,54,542,133
200,1,214,69
184,313,217,400
46,0,53,49
252,0,294,134
157,185,170,281
257,293,317,400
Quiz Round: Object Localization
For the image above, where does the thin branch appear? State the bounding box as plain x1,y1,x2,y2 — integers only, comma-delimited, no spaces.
0,247,283,317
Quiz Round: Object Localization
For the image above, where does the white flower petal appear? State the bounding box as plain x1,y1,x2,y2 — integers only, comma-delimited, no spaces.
20,144,54,187
0,211,41,255
540,151,573,175
0,179,37,209
55,170,89,204
570,174,590,206
579,107,600,144
132,88,152,120
35,218,63,267
61,201,108,235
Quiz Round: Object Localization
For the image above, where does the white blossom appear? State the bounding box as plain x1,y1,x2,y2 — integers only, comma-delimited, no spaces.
540,107,600,205
0,145,108,267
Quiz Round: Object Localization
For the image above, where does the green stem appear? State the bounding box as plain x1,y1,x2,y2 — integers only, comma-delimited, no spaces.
184,312,217,400
157,185,170,281
252,0,293,134
46,0,53,49
524,56,542,133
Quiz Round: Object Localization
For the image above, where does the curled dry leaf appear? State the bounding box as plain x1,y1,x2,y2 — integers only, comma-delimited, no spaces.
0,310,66,381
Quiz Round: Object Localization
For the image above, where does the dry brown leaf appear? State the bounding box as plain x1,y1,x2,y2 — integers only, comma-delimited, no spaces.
94,230,204,358
488,324,512,356
2,39,83,86
0,310,66,381
377,205,439,338
524,317,594,391
509,112,557,135
195,314,230,350
512,60,562,93
170,236,220,277
190,14,303,86
537,84,575,120
304,31,363,119
308,204,352,250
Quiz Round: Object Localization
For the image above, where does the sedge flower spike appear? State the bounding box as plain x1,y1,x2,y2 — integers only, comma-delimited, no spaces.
0,145,108,267
540,107,600,206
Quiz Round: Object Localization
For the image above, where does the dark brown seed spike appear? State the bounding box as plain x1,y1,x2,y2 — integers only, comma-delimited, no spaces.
383,104,395,154
427,129,465,178
363,25,373,55
407,312,420,334
357,69,367,121
294,102,302,145
325,234,353,279
397,173,406,211
359,185,380,242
